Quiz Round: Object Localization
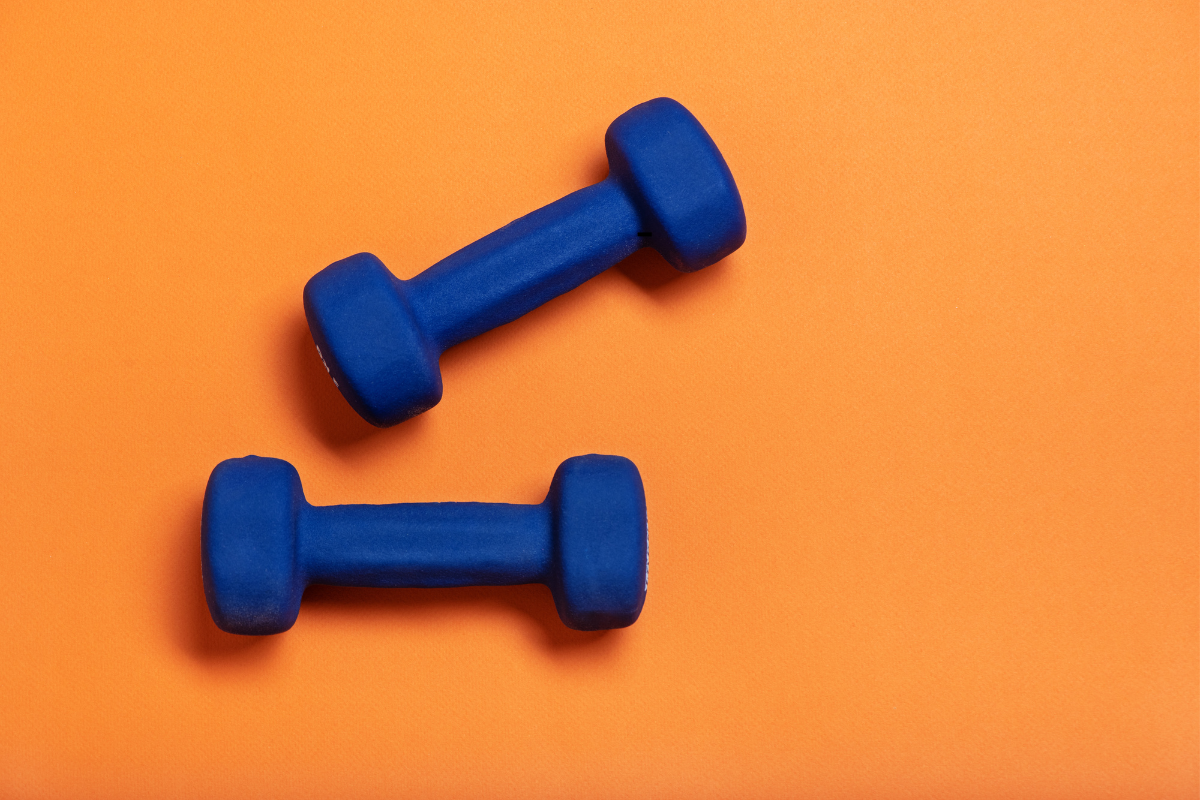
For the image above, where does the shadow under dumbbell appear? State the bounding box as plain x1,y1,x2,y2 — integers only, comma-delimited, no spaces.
548,151,736,295
302,585,619,656
614,246,687,291
171,498,281,664
288,317,432,453
433,247,733,407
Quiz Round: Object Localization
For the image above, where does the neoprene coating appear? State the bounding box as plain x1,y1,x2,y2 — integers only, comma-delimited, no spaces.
304,97,746,426
201,454,649,635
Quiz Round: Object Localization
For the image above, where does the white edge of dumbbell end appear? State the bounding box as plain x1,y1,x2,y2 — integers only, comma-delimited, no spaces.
315,345,339,388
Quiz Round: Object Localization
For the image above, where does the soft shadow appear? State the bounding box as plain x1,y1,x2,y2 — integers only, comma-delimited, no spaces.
285,316,430,455
302,584,620,657
615,247,685,291
618,248,740,300
582,153,609,186
435,248,736,407
581,152,732,293
288,317,379,447
169,498,280,663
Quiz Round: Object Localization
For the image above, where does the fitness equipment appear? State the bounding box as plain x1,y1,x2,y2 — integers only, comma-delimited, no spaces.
304,97,746,426
202,454,648,635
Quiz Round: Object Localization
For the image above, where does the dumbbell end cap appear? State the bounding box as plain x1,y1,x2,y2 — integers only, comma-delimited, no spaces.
202,456,306,635
606,97,746,273
304,253,443,427
547,455,649,631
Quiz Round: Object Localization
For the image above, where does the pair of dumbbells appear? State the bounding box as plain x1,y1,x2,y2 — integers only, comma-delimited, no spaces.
203,98,746,634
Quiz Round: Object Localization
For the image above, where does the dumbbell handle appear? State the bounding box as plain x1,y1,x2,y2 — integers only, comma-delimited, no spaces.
299,501,551,587
404,177,645,350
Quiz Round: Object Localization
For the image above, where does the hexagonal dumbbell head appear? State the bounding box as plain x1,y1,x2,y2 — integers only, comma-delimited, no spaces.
201,454,648,635
304,97,745,426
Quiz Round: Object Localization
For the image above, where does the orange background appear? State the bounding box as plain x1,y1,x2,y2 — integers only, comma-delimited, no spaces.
1,2,1197,797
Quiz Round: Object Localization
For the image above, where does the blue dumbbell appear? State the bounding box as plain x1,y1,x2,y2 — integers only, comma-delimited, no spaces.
304,97,746,426
202,454,648,635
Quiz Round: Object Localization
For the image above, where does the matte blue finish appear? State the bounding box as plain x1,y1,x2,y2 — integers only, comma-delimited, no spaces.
304,97,746,426
202,454,648,635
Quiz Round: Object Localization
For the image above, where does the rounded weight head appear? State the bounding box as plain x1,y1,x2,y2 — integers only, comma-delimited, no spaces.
546,455,648,631
303,253,443,427
605,97,747,272
201,456,307,635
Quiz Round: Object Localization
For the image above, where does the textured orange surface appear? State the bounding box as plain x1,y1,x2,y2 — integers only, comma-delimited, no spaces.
1,2,1197,798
